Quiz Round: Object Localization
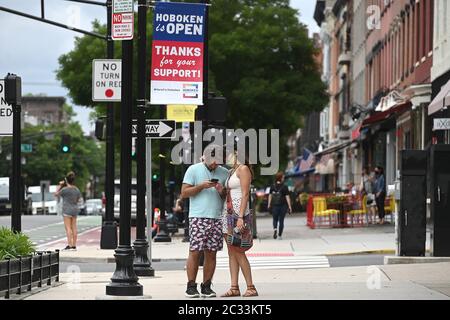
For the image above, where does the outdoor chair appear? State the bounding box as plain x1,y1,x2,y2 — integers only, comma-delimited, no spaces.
384,195,395,223
312,197,340,228
348,195,369,227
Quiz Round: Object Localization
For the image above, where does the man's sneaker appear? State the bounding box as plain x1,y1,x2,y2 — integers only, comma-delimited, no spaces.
185,281,200,298
273,229,277,239
201,281,216,298
278,236,283,240
62,245,71,251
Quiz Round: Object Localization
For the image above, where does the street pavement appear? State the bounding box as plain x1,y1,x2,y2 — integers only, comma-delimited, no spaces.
3,213,450,300
19,262,450,300
39,213,404,266
0,215,101,248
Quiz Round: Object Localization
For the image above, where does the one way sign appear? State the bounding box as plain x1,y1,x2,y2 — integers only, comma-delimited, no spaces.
131,119,176,139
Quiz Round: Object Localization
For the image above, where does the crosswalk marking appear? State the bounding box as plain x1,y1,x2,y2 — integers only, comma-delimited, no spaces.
216,256,330,270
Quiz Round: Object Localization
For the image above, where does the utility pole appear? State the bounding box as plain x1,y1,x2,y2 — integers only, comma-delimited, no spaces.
100,0,118,250
133,0,154,276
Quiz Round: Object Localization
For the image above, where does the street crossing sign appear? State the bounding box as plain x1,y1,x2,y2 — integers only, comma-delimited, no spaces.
92,59,122,102
0,79,13,136
131,119,176,139
112,0,134,40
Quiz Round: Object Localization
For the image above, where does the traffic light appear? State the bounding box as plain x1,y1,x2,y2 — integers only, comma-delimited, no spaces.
60,134,71,153
95,119,105,140
152,174,158,181
131,137,136,160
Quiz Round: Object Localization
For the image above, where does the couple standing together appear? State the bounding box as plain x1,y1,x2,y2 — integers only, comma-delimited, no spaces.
181,145,257,298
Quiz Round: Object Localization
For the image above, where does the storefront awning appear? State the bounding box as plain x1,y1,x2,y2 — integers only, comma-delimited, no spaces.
361,101,412,128
314,140,352,157
428,80,450,116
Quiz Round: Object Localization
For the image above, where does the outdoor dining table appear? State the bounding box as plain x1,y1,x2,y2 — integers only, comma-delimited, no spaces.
327,196,358,228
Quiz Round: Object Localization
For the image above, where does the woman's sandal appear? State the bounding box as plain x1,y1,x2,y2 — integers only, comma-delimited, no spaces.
220,286,241,297
243,285,258,297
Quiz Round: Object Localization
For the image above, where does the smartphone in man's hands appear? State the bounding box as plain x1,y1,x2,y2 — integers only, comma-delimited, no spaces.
210,178,219,183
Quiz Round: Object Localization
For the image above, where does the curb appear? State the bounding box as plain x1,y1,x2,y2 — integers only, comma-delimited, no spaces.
59,250,398,263
10,282,65,300
325,249,396,256
59,257,187,264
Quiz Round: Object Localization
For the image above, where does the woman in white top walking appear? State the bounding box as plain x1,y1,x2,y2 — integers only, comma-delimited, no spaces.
221,149,258,298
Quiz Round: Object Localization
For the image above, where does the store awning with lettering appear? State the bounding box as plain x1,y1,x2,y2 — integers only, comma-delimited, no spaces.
428,80,450,116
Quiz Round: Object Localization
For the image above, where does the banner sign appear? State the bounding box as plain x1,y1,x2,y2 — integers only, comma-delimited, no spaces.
150,2,206,105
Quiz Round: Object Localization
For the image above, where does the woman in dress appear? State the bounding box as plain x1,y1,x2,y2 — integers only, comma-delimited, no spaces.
55,172,82,251
221,150,258,298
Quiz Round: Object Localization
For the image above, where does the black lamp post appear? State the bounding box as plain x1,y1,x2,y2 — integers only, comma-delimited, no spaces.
133,0,153,277
105,36,143,296
100,0,118,250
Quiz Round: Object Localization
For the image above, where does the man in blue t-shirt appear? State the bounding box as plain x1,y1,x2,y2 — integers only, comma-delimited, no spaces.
181,145,228,298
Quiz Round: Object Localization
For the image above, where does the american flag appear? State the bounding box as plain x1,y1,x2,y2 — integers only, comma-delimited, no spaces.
299,148,315,172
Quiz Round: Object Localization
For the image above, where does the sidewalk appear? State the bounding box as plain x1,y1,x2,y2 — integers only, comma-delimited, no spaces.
21,262,450,300
41,214,403,263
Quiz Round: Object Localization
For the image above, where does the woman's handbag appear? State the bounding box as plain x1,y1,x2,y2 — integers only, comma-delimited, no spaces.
225,188,254,251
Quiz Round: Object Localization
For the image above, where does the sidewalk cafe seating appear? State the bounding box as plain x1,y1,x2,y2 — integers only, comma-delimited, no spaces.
312,197,340,228
347,195,369,227
384,194,395,223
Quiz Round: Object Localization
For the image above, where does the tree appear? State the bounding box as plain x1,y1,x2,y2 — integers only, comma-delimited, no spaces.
0,123,104,193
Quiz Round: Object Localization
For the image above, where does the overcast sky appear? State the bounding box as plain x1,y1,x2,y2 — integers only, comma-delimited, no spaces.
0,0,319,134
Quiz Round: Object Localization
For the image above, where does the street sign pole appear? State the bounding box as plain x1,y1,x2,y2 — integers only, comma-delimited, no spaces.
12,91,21,230
133,0,153,276
146,138,154,270
100,0,118,250
5,73,22,233
106,0,143,297
154,105,171,243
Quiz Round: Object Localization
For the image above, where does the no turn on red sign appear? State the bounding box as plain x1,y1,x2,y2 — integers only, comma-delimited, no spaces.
112,0,134,40
92,59,122,102
0,79,13,136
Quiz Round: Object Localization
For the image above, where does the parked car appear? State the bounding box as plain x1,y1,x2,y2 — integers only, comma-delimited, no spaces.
112,179,138,223
0,177,32,215
78,198,87,215
28,185,58,215
85,199,103,215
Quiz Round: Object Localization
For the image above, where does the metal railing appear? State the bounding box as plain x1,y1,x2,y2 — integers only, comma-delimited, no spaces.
0,250,59,299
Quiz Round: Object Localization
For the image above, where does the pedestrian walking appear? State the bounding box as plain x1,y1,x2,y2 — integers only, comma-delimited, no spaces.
54,172,82,251
374,166,387,224
268,172,292,240
221,149,258,298
181,145,228,298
